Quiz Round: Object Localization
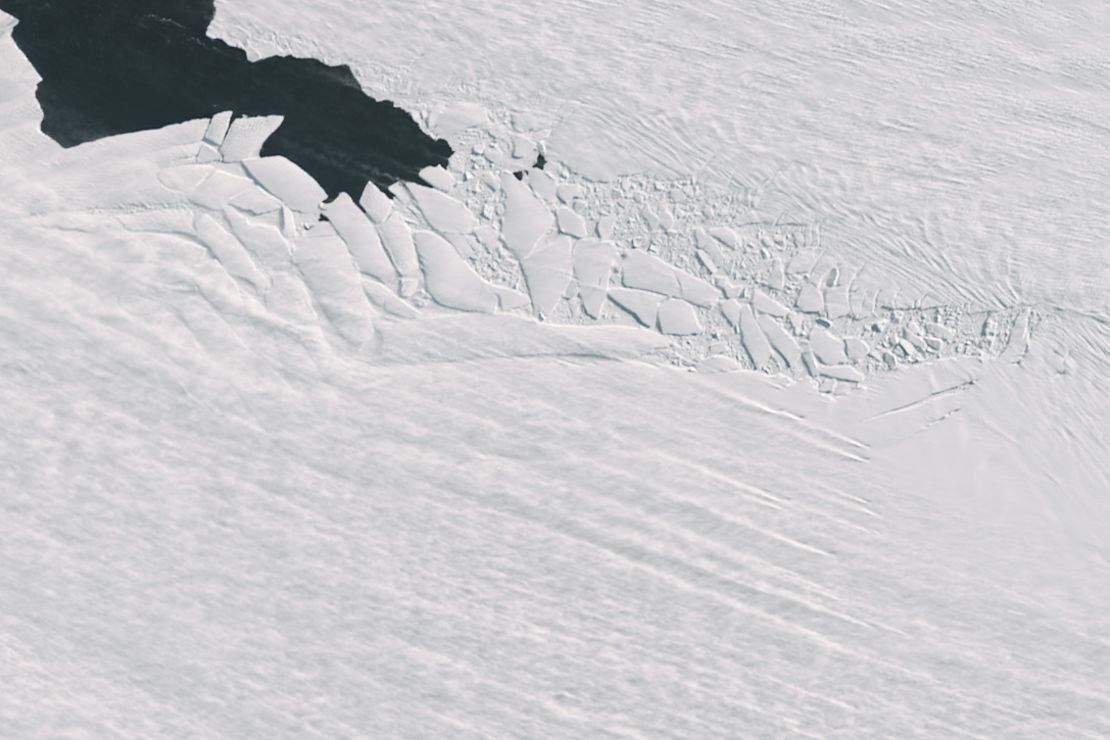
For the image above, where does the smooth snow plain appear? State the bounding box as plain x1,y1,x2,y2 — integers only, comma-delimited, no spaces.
2,3,1110,737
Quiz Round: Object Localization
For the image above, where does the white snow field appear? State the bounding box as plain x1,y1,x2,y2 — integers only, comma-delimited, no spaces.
3,3,1110,738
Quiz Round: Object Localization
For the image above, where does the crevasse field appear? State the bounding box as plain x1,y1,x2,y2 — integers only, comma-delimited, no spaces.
2,2,1109,737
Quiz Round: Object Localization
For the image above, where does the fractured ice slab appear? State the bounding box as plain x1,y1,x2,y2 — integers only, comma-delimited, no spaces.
243,156,327,213
322,193,396,284
556,206,588,238
573,238,619,319
751,288,790,318
494,285,531,311
378,211,420,278
203,110,233,146
418,165,455,192
407,183,477,234
359,181,393,224
225,206,293,267
795,282,824,314
609,287,663,328
656,298,702,336
622,250,680,295
362,279,418,319
500,172,553,259
621,250,719,307
219,115,284,162
194,213,266,289
719,299,742,327
292,231,377,346
521,235,573,316
428,100,488,136
188,169,253,210
809,326,848,365
413,230,497,313
230,186,282,215
528,169,558,202
738,304,773,367
158,163,213,193
708,226,740,250
758,314,801,368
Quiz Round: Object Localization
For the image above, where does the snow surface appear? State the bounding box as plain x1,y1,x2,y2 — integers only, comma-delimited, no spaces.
2,3,1110,737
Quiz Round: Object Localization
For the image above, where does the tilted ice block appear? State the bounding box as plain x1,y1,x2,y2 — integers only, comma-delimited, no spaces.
359,181,393,224
622,250,719,307
758,314,801,368
219,115,283,162
500,172,553,260
429,101,488,136
845,337,870,363
322,193,396,283
719,299,742,327
243,156,327,213
378,211,420,278
528,169,557,202
407,183,477,234
573,238,619,319
203,110,233,146
230,186,282,215
362,279,418,319
413,230,497,313
708,226,740,250
738,304,772,367
751,288,790,318
194,213,267,289
521,235,573,316
188,169,252,209
159,163,213,193
795,282,824,314
418,165,455,192
609,287,663,328
293,232,378,346
225,206,293,268
809,326,848,365
622,250,680,295
556,207,588,238
656,299,702,336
